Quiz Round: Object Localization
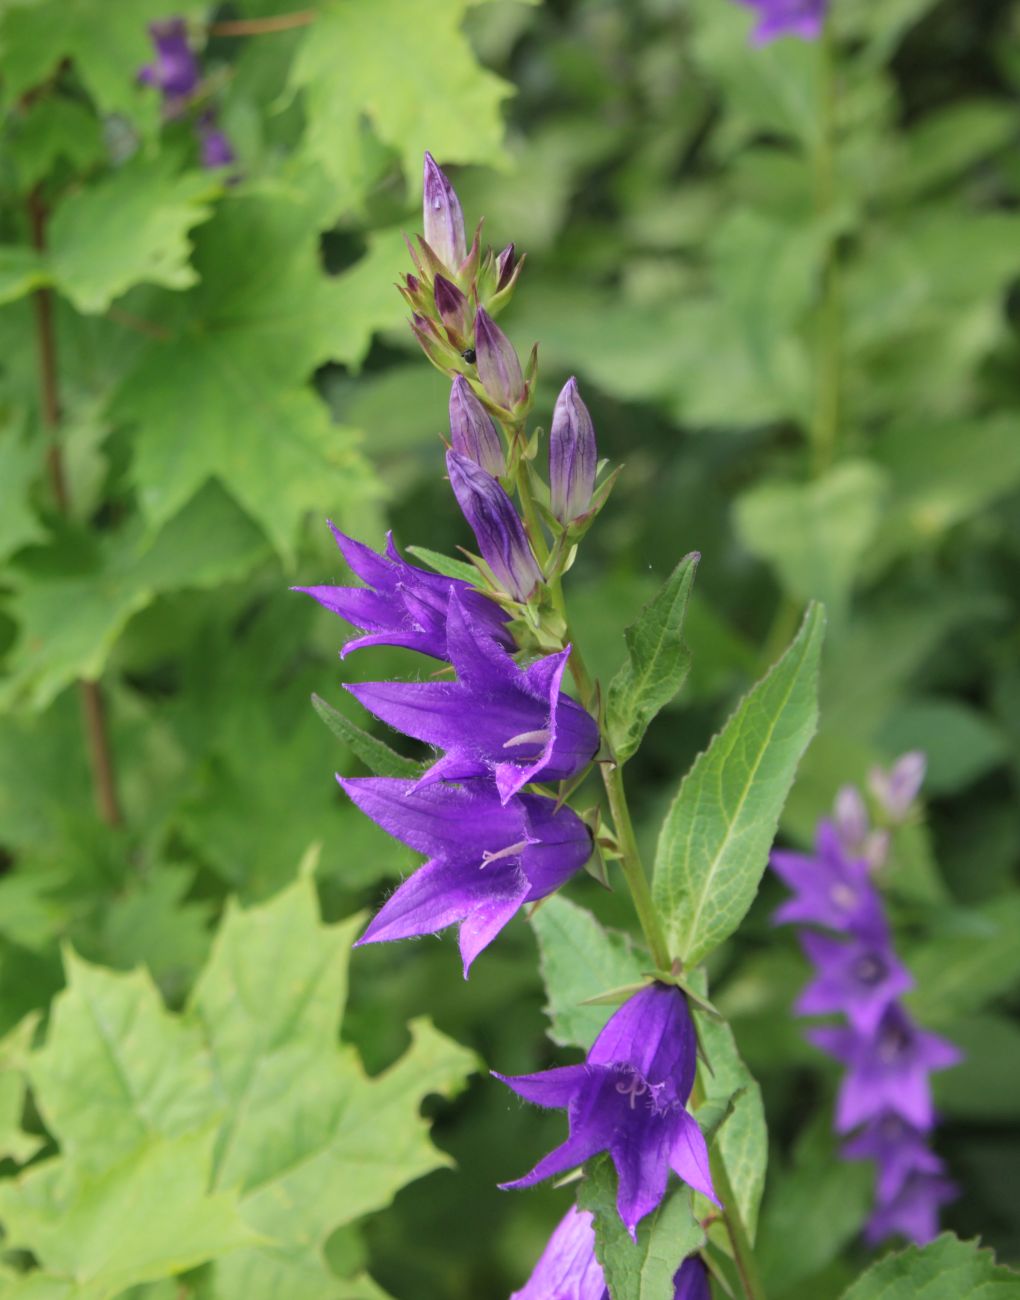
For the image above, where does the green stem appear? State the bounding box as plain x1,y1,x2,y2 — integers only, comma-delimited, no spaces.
810,20,841,477
602,762,672,973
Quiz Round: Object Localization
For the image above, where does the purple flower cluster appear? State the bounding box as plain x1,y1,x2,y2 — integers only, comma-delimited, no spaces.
512,1204,711,1300
138,18,235,169
736,0,828,44
771,754,961,1245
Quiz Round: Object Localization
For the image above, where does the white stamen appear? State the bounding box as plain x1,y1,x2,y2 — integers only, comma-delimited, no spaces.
480,839,530,869
614,1074,648,1110
503,729,551,751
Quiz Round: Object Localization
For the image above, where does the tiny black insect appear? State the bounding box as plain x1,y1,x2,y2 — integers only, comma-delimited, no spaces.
461,348,476,364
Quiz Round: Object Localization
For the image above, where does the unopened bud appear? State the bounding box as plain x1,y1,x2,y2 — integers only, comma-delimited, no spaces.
446,450,541,602
496,243,517,291
423,152,466,271
474,308,525,410
549,377,597,524
449,376,505,477
434,275,472,347
869,752,926,822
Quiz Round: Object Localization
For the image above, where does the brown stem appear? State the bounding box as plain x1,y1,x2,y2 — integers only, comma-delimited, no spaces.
105,306,172,341
209,11,315,35
27,186,123,828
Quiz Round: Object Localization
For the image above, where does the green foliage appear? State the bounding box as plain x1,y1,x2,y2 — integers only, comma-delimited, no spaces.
652,604,825,964
311,692,421,778
839,1234,1020,1298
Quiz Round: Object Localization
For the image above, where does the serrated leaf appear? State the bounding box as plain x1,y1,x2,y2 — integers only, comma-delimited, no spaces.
578,1158,704,1300
0,1015,44,1166
5,95,104,192
289,0,512,215
0,416,46,560
109,192,388,562
653,604,825,964
1,482,267,711
530,895,645,1050
0,1130,255,1299
607,552,698,762
311,692,420,778
839,1233,1020,1298
47,160,218,314
405,545,482,584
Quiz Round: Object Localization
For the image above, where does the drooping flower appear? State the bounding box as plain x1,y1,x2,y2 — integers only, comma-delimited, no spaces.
809,1004,961,1134
294,521,511,660
340,776,591,975
138,18,199,106
497,984,717,1238
549,377,598,525
737,0,827,44
843,1114,946,1205
348,592,598,803
449,375,506,478
770,820,885,936
423,151,467,272
795,931,913,1035
863,1172,958,1248
446,450,542,602
474,308,526,410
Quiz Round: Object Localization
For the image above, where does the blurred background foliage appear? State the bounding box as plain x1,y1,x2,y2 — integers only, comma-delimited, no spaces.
1,0,1019,1296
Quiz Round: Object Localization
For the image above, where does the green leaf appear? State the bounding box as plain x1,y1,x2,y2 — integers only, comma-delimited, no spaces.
0,247,49,306
839,1233,1020,1298
606,553,698,762
653,604,825,964
0,416,46,561
405,545,483,585
47,160,218,314
0,1015,44,1166
734,463,888,623
878,697,1008,795
906,893,1020,1024
5,95,104,192
530,896,646,1050
289,0,512,215
311,692,420,779
578,1158,704,1300
1,482,268,710
109,192,388,562
934,1014,1020,1121
0,1131,255,1299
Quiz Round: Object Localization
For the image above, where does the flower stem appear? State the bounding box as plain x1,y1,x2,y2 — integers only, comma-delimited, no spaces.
601,762,672,972
209,11,315,36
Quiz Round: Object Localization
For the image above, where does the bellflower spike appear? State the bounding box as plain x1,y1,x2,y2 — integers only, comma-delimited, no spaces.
497,984,718,1238
770,820,885,937
295,522,510,661
869,751,926,823
138,18,199,105
447,450,542,602
340,777,591,974
809,1004,961,1133
796,931,913,1035
864,1171,958,1247
738,0,827,44
511,1206,606,1300
550,377,598,524
449,375,506,477
474,308,526,410
349,593,598,802
423,151,467,272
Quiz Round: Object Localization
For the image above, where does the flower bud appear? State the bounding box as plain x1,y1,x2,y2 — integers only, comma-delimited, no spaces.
449,376,505,478
446,450,541,602
410,312,461,371
869,752,926,823
474,308,525,410
549,376,597,524
496,243,516,291
433,275,472,348
423,151,466,271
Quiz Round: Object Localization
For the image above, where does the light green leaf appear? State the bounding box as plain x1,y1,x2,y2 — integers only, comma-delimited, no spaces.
734,463,888,623
0,1015,44,1166
0,416,46,560
1,482,268,711
653,604,825,964
290,0,512,214
0,1132,254,1299
578,1159,704,1300
5,95,104,192
311,692,420,779
607,553,698,763
906,894,1020,1024
0,247,48,306
405,544,483,585
839,1233,1020,1298
47,161,219,314
935,1014,1020,1121
27,950,220,1171
878,697,1007,795
530,896,646,1050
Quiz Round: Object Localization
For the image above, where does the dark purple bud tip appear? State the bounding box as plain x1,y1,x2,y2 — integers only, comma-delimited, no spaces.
434,274,471,342
496,243,516,291
474,307,525,410
549,376,597,524
423,151,467,271
446,450,541,602
449,375,505,478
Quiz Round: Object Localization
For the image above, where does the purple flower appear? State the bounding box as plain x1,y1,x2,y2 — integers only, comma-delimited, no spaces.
864,1171,958,1247
449,375,505,478
843,1114,946,1205
446,451,542,602
197,112,235,169
497,984,718,1237
674,1257,712,1300
738,0,827,44
434,275,472,349
294,521,510,661
340,777,591,975
511,1206,606,1300
138,18,200,105
474,308,526,410
771,820,885,936
809,1005,961,1133
796,931,913,1035
348,592,598,803
550,377,598,525
423,151,467,272
869,751,926,823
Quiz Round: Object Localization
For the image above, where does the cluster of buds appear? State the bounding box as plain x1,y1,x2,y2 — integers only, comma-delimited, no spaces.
138,18,235,169
770,754,961,1245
